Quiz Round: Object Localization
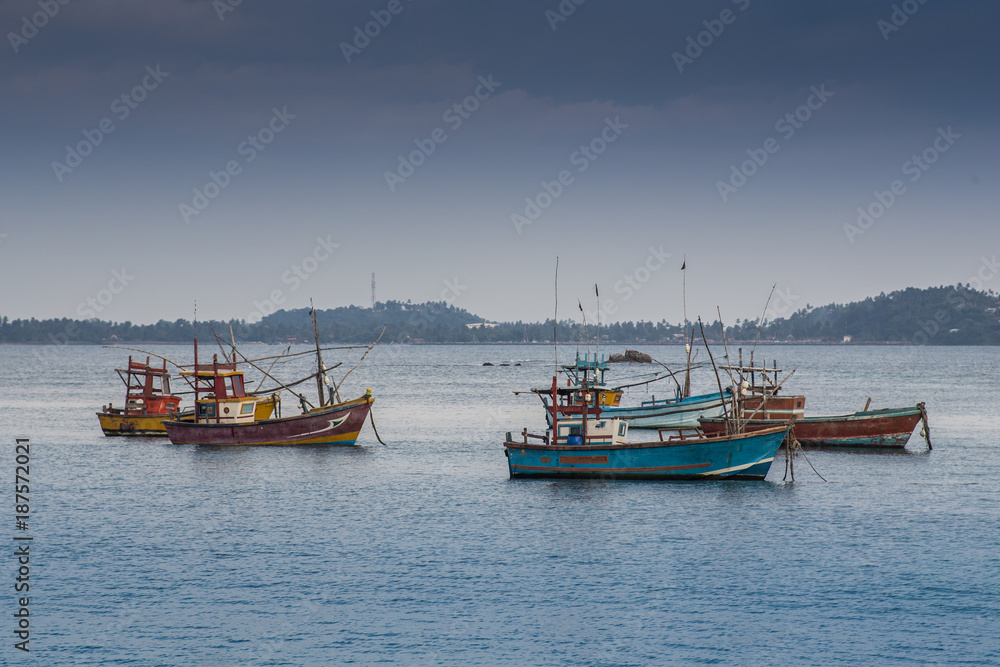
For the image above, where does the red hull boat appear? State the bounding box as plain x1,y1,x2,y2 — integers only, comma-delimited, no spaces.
164,391,372,446
700,404,928,448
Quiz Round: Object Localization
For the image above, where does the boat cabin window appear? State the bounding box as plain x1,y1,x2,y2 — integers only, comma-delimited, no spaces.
618,423,626,437
568,425,581,436
240,403,255,415
160,376,171,395
198,403,216,418
212,375,246,399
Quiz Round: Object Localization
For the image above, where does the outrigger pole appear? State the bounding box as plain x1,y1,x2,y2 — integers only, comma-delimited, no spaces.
698,317,731,428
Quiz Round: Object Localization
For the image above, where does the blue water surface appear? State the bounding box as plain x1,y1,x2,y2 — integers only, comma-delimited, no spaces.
1,343,998,665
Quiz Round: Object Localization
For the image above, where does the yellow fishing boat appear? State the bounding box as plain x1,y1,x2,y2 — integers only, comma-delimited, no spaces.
98,355,280,436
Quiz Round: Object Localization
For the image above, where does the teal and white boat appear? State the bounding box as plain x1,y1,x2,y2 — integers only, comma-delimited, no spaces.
505,375,788,481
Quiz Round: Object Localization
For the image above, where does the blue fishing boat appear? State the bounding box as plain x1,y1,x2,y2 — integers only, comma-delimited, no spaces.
540,353,730,429
506,376,789,480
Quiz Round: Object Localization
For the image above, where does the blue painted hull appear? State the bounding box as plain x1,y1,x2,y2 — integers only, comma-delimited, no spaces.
504,425,788,481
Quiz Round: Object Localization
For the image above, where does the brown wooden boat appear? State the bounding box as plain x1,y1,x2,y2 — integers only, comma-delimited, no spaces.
700,404,928,448
701,354,930,449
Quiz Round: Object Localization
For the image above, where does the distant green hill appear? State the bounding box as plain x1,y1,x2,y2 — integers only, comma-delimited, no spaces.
1,285,997,345
730,285,1000,345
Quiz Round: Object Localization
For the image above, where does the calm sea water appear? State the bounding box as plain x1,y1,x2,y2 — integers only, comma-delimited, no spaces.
1,343,998,665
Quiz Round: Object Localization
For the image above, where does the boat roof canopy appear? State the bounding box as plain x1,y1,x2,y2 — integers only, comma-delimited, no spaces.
181,363,244,378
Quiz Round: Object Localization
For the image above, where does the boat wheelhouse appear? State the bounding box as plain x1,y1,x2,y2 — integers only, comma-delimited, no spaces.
181,353,259,425
97,356,182,436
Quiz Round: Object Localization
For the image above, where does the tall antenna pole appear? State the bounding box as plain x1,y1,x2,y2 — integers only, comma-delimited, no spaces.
595,284,600,366
682,256,692,398
553,257,559,374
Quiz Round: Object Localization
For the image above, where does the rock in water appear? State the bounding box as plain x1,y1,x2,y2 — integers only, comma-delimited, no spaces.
626,349,653,363
608,349,653,363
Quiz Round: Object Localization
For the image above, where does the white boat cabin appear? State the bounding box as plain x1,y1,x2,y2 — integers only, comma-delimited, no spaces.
550,417,628,447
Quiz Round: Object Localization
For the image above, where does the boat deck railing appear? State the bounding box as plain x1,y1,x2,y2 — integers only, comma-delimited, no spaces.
657,426,704,442
507,428,550,445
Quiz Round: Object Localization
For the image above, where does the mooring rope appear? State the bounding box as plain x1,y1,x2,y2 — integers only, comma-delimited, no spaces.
917,402,932,451
783,434,827,482
368,407,388,446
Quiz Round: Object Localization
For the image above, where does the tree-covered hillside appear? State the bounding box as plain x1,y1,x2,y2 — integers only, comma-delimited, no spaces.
1,285,997,344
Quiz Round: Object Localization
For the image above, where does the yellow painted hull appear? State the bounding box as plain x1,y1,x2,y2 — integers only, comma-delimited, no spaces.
98,396,276,437
98,412,172,436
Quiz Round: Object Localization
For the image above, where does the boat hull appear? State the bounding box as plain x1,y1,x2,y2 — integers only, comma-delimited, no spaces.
552,390,730,429
163,394,372,446
504,425,789,480
700,406,924,448
97,412,174,436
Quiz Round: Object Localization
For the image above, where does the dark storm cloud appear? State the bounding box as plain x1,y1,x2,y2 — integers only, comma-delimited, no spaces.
5,1,996,115
1,1,996,323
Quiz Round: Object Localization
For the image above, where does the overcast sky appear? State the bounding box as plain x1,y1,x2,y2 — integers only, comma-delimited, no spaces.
1,0,997,325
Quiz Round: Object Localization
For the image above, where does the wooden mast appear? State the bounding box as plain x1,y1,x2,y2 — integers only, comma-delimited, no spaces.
193,301,201,423
311,299,327,407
